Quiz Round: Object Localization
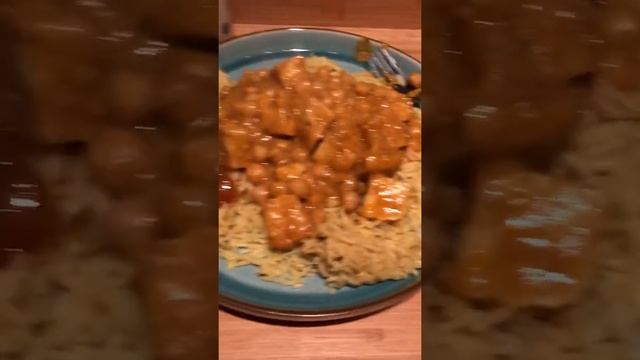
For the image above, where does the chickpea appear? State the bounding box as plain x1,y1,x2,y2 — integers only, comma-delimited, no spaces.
373,86,388,98
252,144,269,162
161,76,216,131
246,163,270,184
269,181,288,196
232,101,252,115
104,198,158,256
365,152,402,172
387,91,404,101
311,207,326,225
317,68,330,77
240,70,255,82
340,175,358,193
333,150,357,171
300,173,315,185
269,140,292,163
355,100,371,113
309,191,327,208
342,191,360,212
328,76,342,90
288,178,310,198
355,82,370,95
110,71,152,124
292,146,308,162
325,196,341,207
88,127,155,193
330,89,345,100
316,179,338,198
160,185,214,237
311,163,334,180
250,185,269,204
276,162,307,181
180,135,217,183
275,140,291,151
341,72,354,84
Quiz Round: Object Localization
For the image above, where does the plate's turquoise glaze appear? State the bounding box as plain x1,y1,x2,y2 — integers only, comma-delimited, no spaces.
219,28,421,320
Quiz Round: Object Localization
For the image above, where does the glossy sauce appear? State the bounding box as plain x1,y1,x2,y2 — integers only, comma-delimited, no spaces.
219,56,420,250
425,0,639,306
7,2,218,359
446,164,603,307
140,227,216,360
218,171,237,206
425,0,603,166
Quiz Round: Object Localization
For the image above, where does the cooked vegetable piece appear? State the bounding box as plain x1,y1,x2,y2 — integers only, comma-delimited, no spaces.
140,227,216,360
360,176,410,221
88,127,158,193
445,164,602,308
263,194,314,250
219,56,421,246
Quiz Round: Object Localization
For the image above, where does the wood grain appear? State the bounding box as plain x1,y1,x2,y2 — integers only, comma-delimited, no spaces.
219,290,421,360
219,19,422,360
229,0,421,30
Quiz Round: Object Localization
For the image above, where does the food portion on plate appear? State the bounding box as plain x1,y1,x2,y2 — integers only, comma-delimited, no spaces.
219,56,422,288
1,2,216,359
425,0,640,358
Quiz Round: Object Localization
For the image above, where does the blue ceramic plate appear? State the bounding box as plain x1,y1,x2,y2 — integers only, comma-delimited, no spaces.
219,28,421,322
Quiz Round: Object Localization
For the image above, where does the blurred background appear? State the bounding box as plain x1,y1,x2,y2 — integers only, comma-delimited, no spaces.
218,2,421,360
424,1,640,359
222,0,421,60
0,1,217,359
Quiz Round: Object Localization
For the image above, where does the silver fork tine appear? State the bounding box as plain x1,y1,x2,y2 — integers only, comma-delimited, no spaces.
368,46,407,87
368,53,386,78
379,47,407,87
379,46,404,77
373,47,394,73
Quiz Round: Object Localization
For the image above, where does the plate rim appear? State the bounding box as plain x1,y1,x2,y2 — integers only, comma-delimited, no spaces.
218,26,422,322
219,281,421,322
219,26,421,64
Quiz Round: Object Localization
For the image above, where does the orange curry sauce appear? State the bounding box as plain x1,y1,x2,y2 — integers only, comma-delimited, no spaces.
219,57,421,250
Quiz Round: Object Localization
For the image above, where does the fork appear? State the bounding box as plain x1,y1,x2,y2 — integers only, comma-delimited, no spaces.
366,45,421,107
369,46,407,86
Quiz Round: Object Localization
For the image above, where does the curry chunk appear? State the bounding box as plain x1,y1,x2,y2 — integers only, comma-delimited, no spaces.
88,128,159,194
219,122,254,169
445,164,603,308
263,195,314,250
302,97,334,146
365,151,404,173
464,96,579,156
219,57,421,246
313,118,365,171
258,92,297,136
360,176,410,221
275,56,309,91
140,227,216,360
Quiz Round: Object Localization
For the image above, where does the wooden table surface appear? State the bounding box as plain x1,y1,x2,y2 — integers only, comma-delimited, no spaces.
219,23,422,360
